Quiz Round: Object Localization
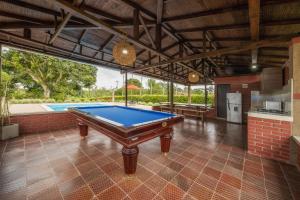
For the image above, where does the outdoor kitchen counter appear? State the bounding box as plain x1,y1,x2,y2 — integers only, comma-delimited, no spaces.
247,111,293,162
248,111,293,122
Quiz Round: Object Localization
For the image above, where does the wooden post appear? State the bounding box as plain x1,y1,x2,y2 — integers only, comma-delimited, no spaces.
167,81,170,103
187,85,191,105
170,63,174,113
133,9,139,39
0,44,2,84
205,82,208,109
125,71,128,107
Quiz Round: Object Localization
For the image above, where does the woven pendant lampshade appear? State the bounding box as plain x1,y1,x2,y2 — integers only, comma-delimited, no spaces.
113,40,136,66
188,72,200,83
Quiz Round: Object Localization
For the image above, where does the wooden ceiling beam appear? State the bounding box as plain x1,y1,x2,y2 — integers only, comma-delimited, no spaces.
139,15,156,49
118,0,202,76
49,11,73,44
126,34,297,73
82,4,128,23
0,30,125,69
1,0,87,24
0,10,49,25
53,0,195,74
186,37,251,42
248,0,261,66
176,18,300,33
163,0,298,22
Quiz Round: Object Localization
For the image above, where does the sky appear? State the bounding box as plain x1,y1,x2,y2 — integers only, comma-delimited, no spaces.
94,66,210,90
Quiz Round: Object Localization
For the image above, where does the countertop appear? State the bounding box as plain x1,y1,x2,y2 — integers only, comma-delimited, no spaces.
248,111,293,122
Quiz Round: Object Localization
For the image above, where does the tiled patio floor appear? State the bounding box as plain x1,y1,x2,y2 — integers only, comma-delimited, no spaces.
0,119,299,200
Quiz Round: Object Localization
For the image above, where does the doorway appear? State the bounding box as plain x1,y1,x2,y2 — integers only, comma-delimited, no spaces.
217,84,230,119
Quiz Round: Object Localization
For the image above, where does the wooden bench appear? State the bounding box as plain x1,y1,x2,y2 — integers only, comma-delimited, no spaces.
175,108,206,123
159,105,206,123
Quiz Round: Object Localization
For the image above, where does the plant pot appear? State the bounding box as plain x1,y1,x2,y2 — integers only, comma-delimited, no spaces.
1,124,19,140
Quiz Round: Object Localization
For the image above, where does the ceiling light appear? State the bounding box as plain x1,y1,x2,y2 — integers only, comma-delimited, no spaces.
122,49,128,55
113,40,136,66
251,64,258,69
188,72,200,83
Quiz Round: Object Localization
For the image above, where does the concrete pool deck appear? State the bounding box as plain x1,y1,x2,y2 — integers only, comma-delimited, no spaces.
9,103,152,115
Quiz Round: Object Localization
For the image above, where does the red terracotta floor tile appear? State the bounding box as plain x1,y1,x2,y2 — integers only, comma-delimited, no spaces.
97,185,126,200
220,172,241,189
144,174,168,193
129,184,156,200
0,119,299,200
88,175,114,195
118,176,142,194
195,173,219,191
171,174,194,192
215,181,240,200
158,167,178,181
180,166,199,180
188,182,214,200
203,166,222,180
58,176,85,197
64,186,94,200
159,183,185,200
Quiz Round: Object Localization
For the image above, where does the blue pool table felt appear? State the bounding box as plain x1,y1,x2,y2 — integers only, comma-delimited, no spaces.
72,106,175,128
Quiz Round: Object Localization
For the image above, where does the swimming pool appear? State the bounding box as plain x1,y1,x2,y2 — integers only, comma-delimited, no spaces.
44,103,107,111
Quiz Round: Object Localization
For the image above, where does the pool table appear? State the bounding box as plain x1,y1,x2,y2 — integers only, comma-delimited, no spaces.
69,105,183,174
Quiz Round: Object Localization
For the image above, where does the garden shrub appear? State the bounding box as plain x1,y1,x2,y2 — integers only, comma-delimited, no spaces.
9,94,214,105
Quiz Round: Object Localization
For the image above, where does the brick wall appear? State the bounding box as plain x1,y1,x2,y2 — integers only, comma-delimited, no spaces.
10,112,77,134
248,116,292,162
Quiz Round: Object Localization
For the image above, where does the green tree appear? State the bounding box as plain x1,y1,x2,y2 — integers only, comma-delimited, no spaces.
127,78,142,87
2,49,97,99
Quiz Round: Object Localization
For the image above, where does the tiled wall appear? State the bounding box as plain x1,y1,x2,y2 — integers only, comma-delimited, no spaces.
248,116,292,162
10,112,77,134
214,75,261,122
230,82,261,122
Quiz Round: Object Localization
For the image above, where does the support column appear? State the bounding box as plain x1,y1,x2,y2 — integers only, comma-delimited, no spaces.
125,71,128,107
0,44,2,84
170,64,174,113
187,85,191,105
291,37,300,136
205,82,208,109
167,81,170,103
122,146,139,174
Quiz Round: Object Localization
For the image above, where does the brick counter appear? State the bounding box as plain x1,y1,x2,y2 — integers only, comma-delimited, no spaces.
10,112,77,135
248,113,293,162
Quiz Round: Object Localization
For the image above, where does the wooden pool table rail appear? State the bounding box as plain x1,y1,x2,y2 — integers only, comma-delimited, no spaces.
69,109,183,174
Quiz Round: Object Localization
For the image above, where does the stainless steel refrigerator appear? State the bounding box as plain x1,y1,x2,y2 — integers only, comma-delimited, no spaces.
226,93,242,123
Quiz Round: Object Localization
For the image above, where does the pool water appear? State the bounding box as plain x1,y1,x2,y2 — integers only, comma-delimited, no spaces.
45,103,106,111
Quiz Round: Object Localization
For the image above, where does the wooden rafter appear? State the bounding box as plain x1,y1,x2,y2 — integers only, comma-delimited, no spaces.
139,14,156,48
248,0,260,66
126,34,297,73
49,0,81,44
162,0,298,22
53,0,195,74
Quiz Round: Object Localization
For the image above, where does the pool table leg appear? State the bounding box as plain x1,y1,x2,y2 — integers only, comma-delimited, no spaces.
78,122,88,139
122,146,139,174
160,130,173,155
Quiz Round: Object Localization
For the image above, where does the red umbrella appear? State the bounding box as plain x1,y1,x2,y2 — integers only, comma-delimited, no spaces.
127,84,140,90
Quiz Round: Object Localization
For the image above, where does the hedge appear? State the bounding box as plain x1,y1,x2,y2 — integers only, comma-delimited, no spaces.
10,94,214,105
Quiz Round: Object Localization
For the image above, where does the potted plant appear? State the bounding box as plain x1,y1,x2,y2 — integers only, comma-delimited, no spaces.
0,71,19,140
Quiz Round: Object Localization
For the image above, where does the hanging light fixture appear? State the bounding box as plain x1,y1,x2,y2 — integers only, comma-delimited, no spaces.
113,39,136,66
188,72,200,83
